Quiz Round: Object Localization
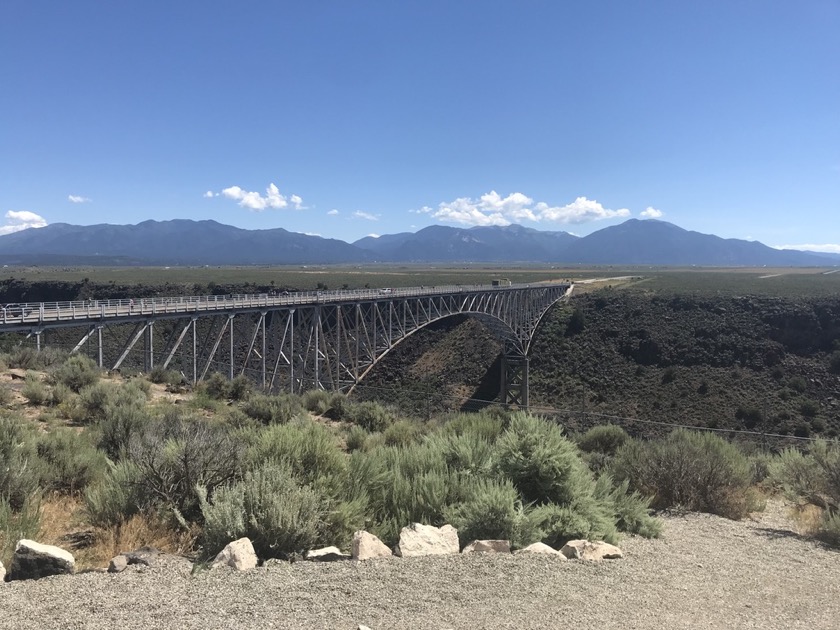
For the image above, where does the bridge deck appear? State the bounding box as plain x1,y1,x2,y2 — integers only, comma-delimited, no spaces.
0,282,560,331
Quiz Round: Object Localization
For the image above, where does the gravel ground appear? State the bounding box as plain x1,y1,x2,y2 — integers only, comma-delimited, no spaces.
1,500,838,630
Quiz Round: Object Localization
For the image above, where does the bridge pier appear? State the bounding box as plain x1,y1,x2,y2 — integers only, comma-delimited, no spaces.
501,353,529,409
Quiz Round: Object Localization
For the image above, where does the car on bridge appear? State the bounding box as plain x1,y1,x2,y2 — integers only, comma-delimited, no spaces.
379,288,392,294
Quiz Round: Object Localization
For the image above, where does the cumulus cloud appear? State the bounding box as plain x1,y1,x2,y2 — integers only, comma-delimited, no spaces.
203,191,218,198
211,182,303,212
418,191,630,227
353,211,379,221
327,209,339,216
774,243,840,254
0,210,48,235
640,206,663,219
68,195,91,203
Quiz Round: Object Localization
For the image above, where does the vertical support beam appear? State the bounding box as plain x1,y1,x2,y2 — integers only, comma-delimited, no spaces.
229,314,234,380
501,353,529,409
192,317,197,385
145,321,154,372
314,306,321,390
97,325,103,368
261,313,267,390
36,331,41,352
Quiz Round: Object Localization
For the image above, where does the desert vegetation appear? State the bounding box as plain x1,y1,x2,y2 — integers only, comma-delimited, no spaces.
1,346,839,574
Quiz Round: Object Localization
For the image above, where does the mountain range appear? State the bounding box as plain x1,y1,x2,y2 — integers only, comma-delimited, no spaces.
0,218,836,267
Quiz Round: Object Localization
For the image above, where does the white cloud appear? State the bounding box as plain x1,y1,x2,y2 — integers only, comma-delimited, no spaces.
775,243,840,254
327,209,339,216
68,195,91,203
203,191,218,198
353,211,379,221
640,206,663,219
214,182,302,212
419,191,630,227
0,210,48,235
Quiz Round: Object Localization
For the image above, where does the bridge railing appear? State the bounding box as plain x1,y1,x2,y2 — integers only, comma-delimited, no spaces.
0,281,569,326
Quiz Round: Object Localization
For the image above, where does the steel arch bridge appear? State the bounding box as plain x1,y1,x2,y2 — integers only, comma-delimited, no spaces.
0,281,573,406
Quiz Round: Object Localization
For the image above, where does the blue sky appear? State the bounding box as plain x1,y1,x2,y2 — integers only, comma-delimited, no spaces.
2,1,838,251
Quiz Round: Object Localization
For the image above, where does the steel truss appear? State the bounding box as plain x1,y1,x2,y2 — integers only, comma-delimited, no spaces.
4,283,572,406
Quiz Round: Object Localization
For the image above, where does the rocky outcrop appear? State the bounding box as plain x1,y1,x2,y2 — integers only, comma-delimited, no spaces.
516,542,565,557
8,540,75,581
305,546,349,562
395,523,459,558
462,540,510,554
560,540,623,560
352,531,392,561
211,538,258,571
123,546,159,567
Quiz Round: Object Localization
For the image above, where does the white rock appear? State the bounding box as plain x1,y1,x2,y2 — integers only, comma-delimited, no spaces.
0,560,5,582
211,537,258,571
108,555,128,573
462,539,511,554
395,523,459,557
305,546,349,561
560,539,623,560
516,542,565,557
9,539,75,581
352,531,392,560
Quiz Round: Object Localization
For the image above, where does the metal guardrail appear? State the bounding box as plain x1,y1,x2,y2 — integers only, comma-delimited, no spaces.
0,281,568,326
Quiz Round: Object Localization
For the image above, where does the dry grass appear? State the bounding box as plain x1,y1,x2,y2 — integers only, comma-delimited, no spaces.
35,495,198,570
788,502,825,537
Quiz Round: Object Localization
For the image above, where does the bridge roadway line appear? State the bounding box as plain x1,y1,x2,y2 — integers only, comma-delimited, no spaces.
0,281,570,331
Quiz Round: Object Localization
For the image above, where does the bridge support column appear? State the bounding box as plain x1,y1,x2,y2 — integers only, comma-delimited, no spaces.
501,353,529,409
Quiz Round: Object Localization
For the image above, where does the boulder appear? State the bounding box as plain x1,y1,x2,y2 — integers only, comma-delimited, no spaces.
211,537,258,571
108,555,129,573
516,542,565,557
9,539,75,581
305,546,349,562
560,539,623,561
395,523,459,557
352,531,392,561
0,560,5,582
462,540,511,554
123,546,159,567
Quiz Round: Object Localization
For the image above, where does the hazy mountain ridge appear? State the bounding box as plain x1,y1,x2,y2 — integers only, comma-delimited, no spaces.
0,218,833,267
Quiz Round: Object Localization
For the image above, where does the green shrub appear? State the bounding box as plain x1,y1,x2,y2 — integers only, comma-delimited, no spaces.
828,351,840,375
770,441,840,509
383,419,425,447
441,411,506,442
527,500,618,547
344,425,368,452
22,372,49,406
7,346,67,370
228,375,252,401
126,413,244,522
245,420,347,496
199,463,324,559
0,382,12,406
425,431,495,476
0,414,42,510
613,428,756,519
48,382,73,407
494,413,595,506
302,389,332,414
36,429,108,495
799,399,819,418
94,385,152,459
79,381,116,422
444,477,537,548
51,354,100,392
788,376,807,393
818,510,840,547
148,367,186,390
1,494,41,568
202,372,231,400
735,405,763,429
83,460,147,528
594,474,662,539
347,401,395,432
577,424,630,456
240,393,303,425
